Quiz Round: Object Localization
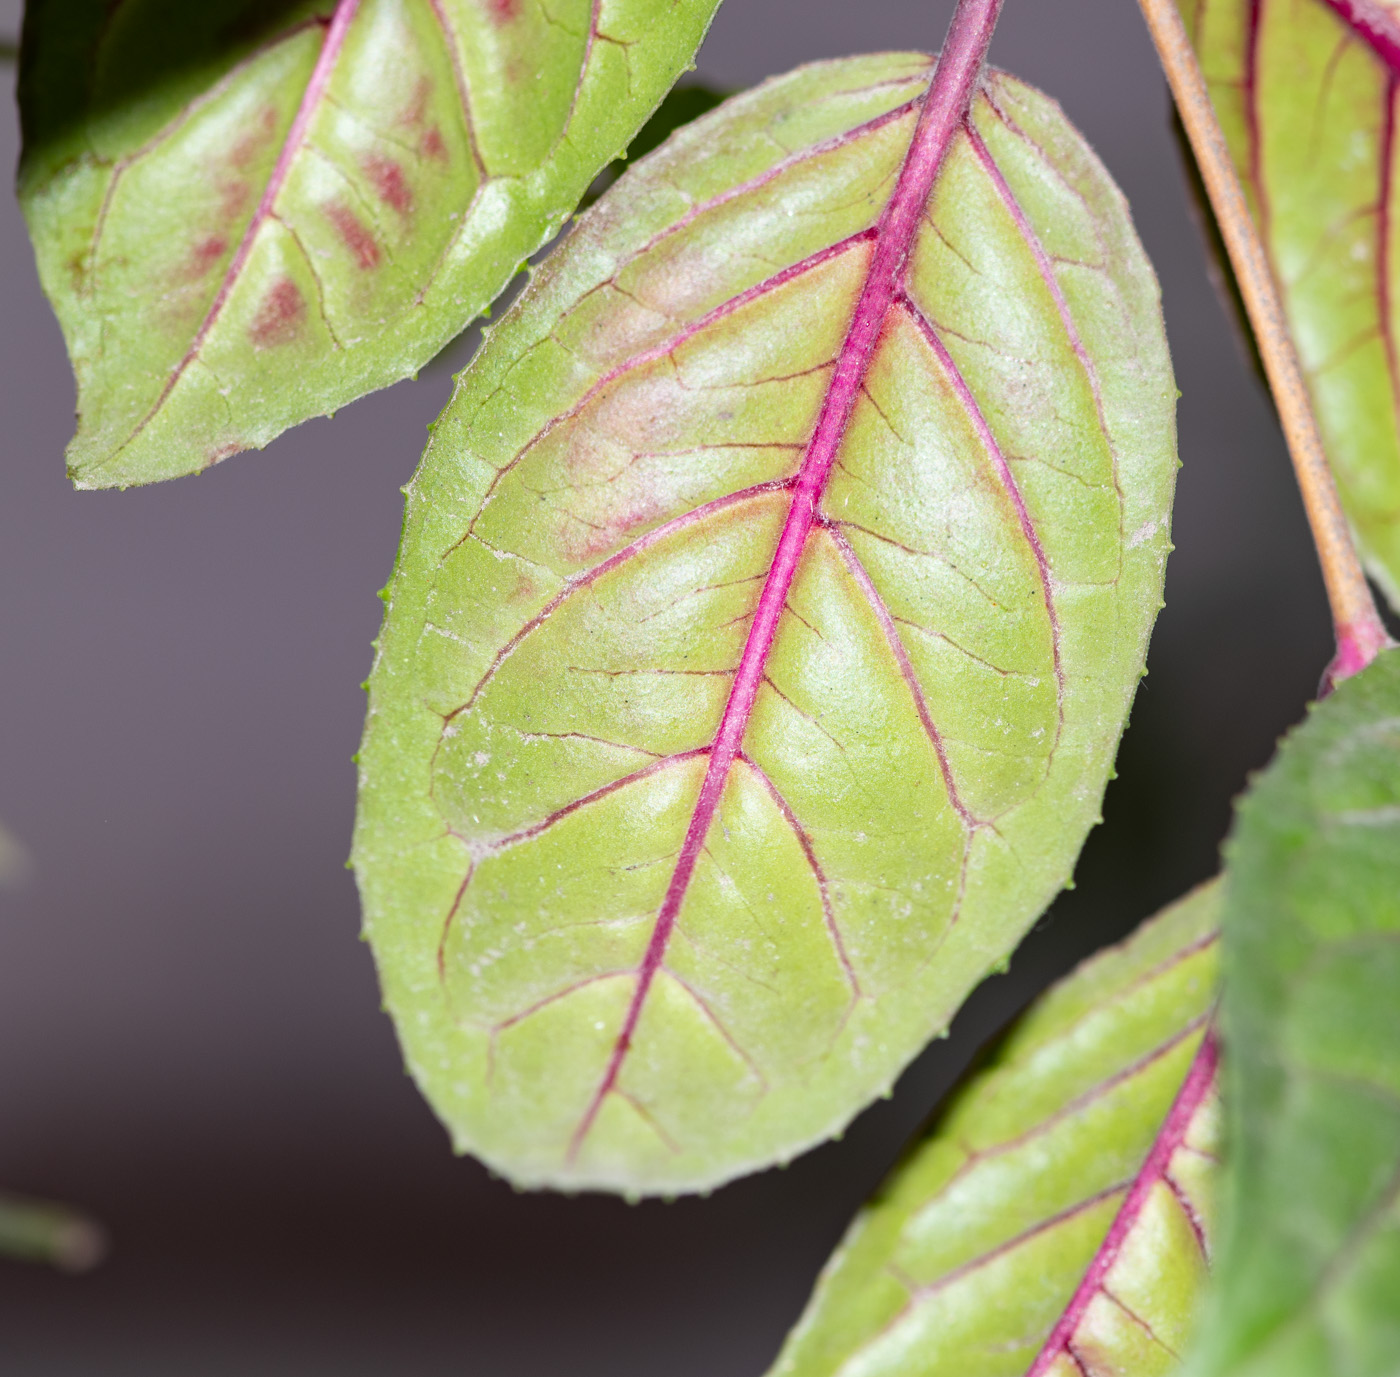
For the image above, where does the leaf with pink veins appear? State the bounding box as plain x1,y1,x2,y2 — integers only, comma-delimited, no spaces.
353,5,1179,1194
768,885,1220,1377
17,0,721,488
1180,0,1400,609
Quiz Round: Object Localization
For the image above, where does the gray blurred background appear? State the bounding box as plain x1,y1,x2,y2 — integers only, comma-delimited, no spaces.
0,1,1375,1371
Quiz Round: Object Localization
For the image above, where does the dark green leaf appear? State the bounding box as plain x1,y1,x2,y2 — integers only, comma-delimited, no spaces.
1183,648,1400,1377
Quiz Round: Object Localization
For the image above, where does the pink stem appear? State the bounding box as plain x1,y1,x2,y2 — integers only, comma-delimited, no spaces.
1325,617,1394,692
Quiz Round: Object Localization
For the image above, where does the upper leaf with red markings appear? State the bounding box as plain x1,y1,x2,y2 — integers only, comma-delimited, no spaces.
352,40,1180,1193
16,0,720,488
1182,0,1400,608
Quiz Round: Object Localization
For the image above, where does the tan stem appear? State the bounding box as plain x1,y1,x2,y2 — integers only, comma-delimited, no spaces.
1137,0,1392,686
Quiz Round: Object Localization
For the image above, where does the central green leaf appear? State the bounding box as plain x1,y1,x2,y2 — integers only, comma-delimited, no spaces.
353,46,1179,1194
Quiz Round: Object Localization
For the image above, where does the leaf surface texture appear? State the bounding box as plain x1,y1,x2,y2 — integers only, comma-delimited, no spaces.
1181,0,1400,607
353,49,1179,1193
1183,649,1400,1377
17,0,719,487
768,887,1220,1377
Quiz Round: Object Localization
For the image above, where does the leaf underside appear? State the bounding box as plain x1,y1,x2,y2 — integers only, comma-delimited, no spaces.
1183,649,1400,1377
16,0,719,489
353,50,1179,1194
768,886,1220,1377
1181,0,1400,609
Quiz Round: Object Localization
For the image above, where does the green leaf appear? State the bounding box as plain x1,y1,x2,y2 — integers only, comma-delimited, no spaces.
0,1191,107,1272
768,886,1220,1377
1182,648,1400,1377
352,41,1179,1194
1180,0,1400,609
16,0,721,490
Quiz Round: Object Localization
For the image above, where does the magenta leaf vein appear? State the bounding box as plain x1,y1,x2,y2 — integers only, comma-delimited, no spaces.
564,0,1006,1162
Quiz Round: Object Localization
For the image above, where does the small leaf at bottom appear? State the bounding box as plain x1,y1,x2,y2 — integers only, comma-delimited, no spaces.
768,885,1221,1377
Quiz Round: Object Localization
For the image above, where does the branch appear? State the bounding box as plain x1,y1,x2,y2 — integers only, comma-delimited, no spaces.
1136,0,1394,689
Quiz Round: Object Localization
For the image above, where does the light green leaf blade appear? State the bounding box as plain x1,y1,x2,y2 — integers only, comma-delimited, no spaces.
768,886,1220,1377
16,0,720,489
1179,0,1400,609
352,47,1179,1194
1182,648,1400,1377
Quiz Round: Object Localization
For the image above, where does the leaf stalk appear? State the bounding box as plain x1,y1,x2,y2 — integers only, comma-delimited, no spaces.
1136,0,1394,688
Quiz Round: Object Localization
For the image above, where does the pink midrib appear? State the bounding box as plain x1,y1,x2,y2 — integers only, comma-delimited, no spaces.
1319,0,1400,69
566,0,1006,1163
107,0,359,466
1024,1031,1220,1377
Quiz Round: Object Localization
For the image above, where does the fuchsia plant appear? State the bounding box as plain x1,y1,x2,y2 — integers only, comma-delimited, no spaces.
8,0,1400,1371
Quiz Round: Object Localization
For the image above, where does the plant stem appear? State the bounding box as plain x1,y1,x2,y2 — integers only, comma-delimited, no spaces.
1136,0,1393,688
